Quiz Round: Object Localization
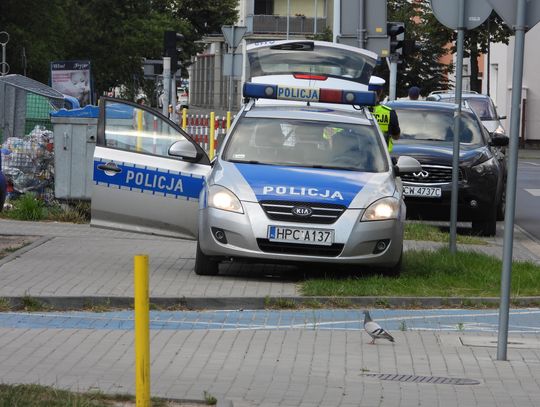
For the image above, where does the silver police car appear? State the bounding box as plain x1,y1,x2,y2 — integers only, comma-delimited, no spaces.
91,82,421,277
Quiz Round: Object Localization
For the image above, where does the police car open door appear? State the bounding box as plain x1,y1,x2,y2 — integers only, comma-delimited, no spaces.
91,98,211,239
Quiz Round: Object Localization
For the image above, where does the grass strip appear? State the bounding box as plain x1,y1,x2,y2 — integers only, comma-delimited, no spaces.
0,383,202,406
301,248,540,297
404,222,486,245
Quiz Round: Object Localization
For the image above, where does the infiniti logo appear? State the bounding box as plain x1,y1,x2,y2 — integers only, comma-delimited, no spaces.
413,170,430,179
292,206,313,217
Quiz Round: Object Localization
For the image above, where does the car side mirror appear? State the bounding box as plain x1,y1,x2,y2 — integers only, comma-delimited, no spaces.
394,156,422,175
489,134,509,147
169,139,203,162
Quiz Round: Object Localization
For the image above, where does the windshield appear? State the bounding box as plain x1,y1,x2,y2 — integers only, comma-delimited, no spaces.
393,108,485,146
222,118,388,172
247,44,375,85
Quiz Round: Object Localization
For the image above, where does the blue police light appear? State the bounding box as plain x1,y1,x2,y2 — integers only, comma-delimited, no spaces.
242,82,376,106
243,83,278,99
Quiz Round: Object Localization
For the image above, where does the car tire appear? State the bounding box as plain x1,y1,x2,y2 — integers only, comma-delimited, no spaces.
497,187,506,221
194,242,219,276
381,251,402,277
472,210,497,237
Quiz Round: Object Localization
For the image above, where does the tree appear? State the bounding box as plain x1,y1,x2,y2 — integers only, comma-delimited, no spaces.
0,0,238,99
373,0,453,98
458,11,513,93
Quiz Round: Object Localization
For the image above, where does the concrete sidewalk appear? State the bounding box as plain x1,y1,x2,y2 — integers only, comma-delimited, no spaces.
1,218,540,406
0,219,539,306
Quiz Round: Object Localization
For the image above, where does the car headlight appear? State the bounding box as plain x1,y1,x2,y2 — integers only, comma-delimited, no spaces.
361,197,400,221
208,185,244,213
472,157,496,175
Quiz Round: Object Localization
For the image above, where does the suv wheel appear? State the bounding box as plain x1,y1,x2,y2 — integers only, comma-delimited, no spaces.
472,210,497,237
497,187,506,221
194,242,220,276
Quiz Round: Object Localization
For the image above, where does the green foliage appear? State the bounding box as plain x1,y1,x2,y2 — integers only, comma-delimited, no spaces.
404,222,486,245
0,383,175,406
203,390,217,405
0,0,239,97
2,196,90,223
5,193,46,221
374,0,453,97
301,248,540,298
21,294,46,312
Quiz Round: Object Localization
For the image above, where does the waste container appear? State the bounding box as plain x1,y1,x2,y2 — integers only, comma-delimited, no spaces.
50,105,99,200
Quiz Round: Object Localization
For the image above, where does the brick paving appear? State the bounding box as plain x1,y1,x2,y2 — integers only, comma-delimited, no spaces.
0,218,540,405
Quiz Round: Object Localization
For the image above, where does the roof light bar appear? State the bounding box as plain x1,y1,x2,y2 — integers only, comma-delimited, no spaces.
242,82,376,106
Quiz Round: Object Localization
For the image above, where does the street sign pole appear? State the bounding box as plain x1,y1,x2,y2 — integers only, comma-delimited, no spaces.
222,26,247,113
430,0,492,253
449,0,466,254
497,0,527,362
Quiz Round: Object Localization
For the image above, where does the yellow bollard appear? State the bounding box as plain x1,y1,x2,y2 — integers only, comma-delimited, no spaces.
226,111,231,130
182,108,187,130
134,254,150,407
209,111,215,160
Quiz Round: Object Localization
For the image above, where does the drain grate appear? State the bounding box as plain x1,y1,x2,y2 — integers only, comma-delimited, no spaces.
365,373,480,385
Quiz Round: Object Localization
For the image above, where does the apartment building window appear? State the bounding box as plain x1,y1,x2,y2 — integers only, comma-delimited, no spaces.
255,0,274,15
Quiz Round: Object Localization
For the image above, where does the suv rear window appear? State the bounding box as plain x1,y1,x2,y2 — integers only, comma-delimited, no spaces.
247,43,375,85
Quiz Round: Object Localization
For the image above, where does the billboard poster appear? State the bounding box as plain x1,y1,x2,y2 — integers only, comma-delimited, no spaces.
50,60,93,106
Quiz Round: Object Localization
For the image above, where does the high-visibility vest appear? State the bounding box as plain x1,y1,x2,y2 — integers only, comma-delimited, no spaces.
372,104,394,151
372,104,392,133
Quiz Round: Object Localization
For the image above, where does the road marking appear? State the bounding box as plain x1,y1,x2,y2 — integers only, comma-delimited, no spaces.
1,309,540,333
525,189,540,196
521,161,540,167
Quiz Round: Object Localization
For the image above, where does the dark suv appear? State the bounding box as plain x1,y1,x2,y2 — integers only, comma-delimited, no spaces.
386,100,509,236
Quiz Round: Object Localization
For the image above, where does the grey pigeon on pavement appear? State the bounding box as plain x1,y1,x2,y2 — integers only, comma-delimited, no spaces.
363,310,395,344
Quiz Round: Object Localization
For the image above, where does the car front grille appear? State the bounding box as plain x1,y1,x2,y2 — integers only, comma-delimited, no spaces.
256,239,344,256
400,165,464,184
260,200,346,224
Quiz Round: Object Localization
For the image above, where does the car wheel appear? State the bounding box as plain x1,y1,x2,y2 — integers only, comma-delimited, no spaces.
472,210,497,237
194,241,220,276
497,187,506,221
380,251,402,277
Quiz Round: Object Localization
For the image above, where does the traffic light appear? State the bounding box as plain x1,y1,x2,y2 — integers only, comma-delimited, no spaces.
387,22,405,55
164,31,184,72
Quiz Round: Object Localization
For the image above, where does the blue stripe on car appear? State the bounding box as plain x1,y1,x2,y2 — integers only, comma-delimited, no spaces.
234,163,371,206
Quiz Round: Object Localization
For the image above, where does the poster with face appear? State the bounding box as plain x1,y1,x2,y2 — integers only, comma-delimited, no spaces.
50,60,92,107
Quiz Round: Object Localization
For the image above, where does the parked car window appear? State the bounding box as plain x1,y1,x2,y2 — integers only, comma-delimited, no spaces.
465,98,497,120
103,101,187,156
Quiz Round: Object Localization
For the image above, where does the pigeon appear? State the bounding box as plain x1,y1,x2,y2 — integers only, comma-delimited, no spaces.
363,310,395,344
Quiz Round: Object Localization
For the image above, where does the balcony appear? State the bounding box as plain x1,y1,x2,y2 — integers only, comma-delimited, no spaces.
248,14,328,35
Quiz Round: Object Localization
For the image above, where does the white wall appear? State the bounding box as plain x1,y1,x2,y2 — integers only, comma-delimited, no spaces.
487,23,540,142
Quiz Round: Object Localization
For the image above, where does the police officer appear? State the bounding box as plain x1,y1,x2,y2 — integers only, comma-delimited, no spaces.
368,81,400,152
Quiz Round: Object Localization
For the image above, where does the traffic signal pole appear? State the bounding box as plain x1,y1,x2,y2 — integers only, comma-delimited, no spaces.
388,56,398,101
162,57,171,118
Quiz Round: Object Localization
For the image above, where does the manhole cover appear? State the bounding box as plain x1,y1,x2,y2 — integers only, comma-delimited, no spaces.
365,373,480,385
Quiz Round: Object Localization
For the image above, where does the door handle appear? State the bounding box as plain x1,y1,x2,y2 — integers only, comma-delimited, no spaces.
97,162,122,173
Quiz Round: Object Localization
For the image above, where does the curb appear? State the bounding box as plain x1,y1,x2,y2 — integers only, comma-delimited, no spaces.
4,295,540,311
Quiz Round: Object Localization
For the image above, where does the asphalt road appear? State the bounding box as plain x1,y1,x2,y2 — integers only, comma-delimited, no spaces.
516,157,540,241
